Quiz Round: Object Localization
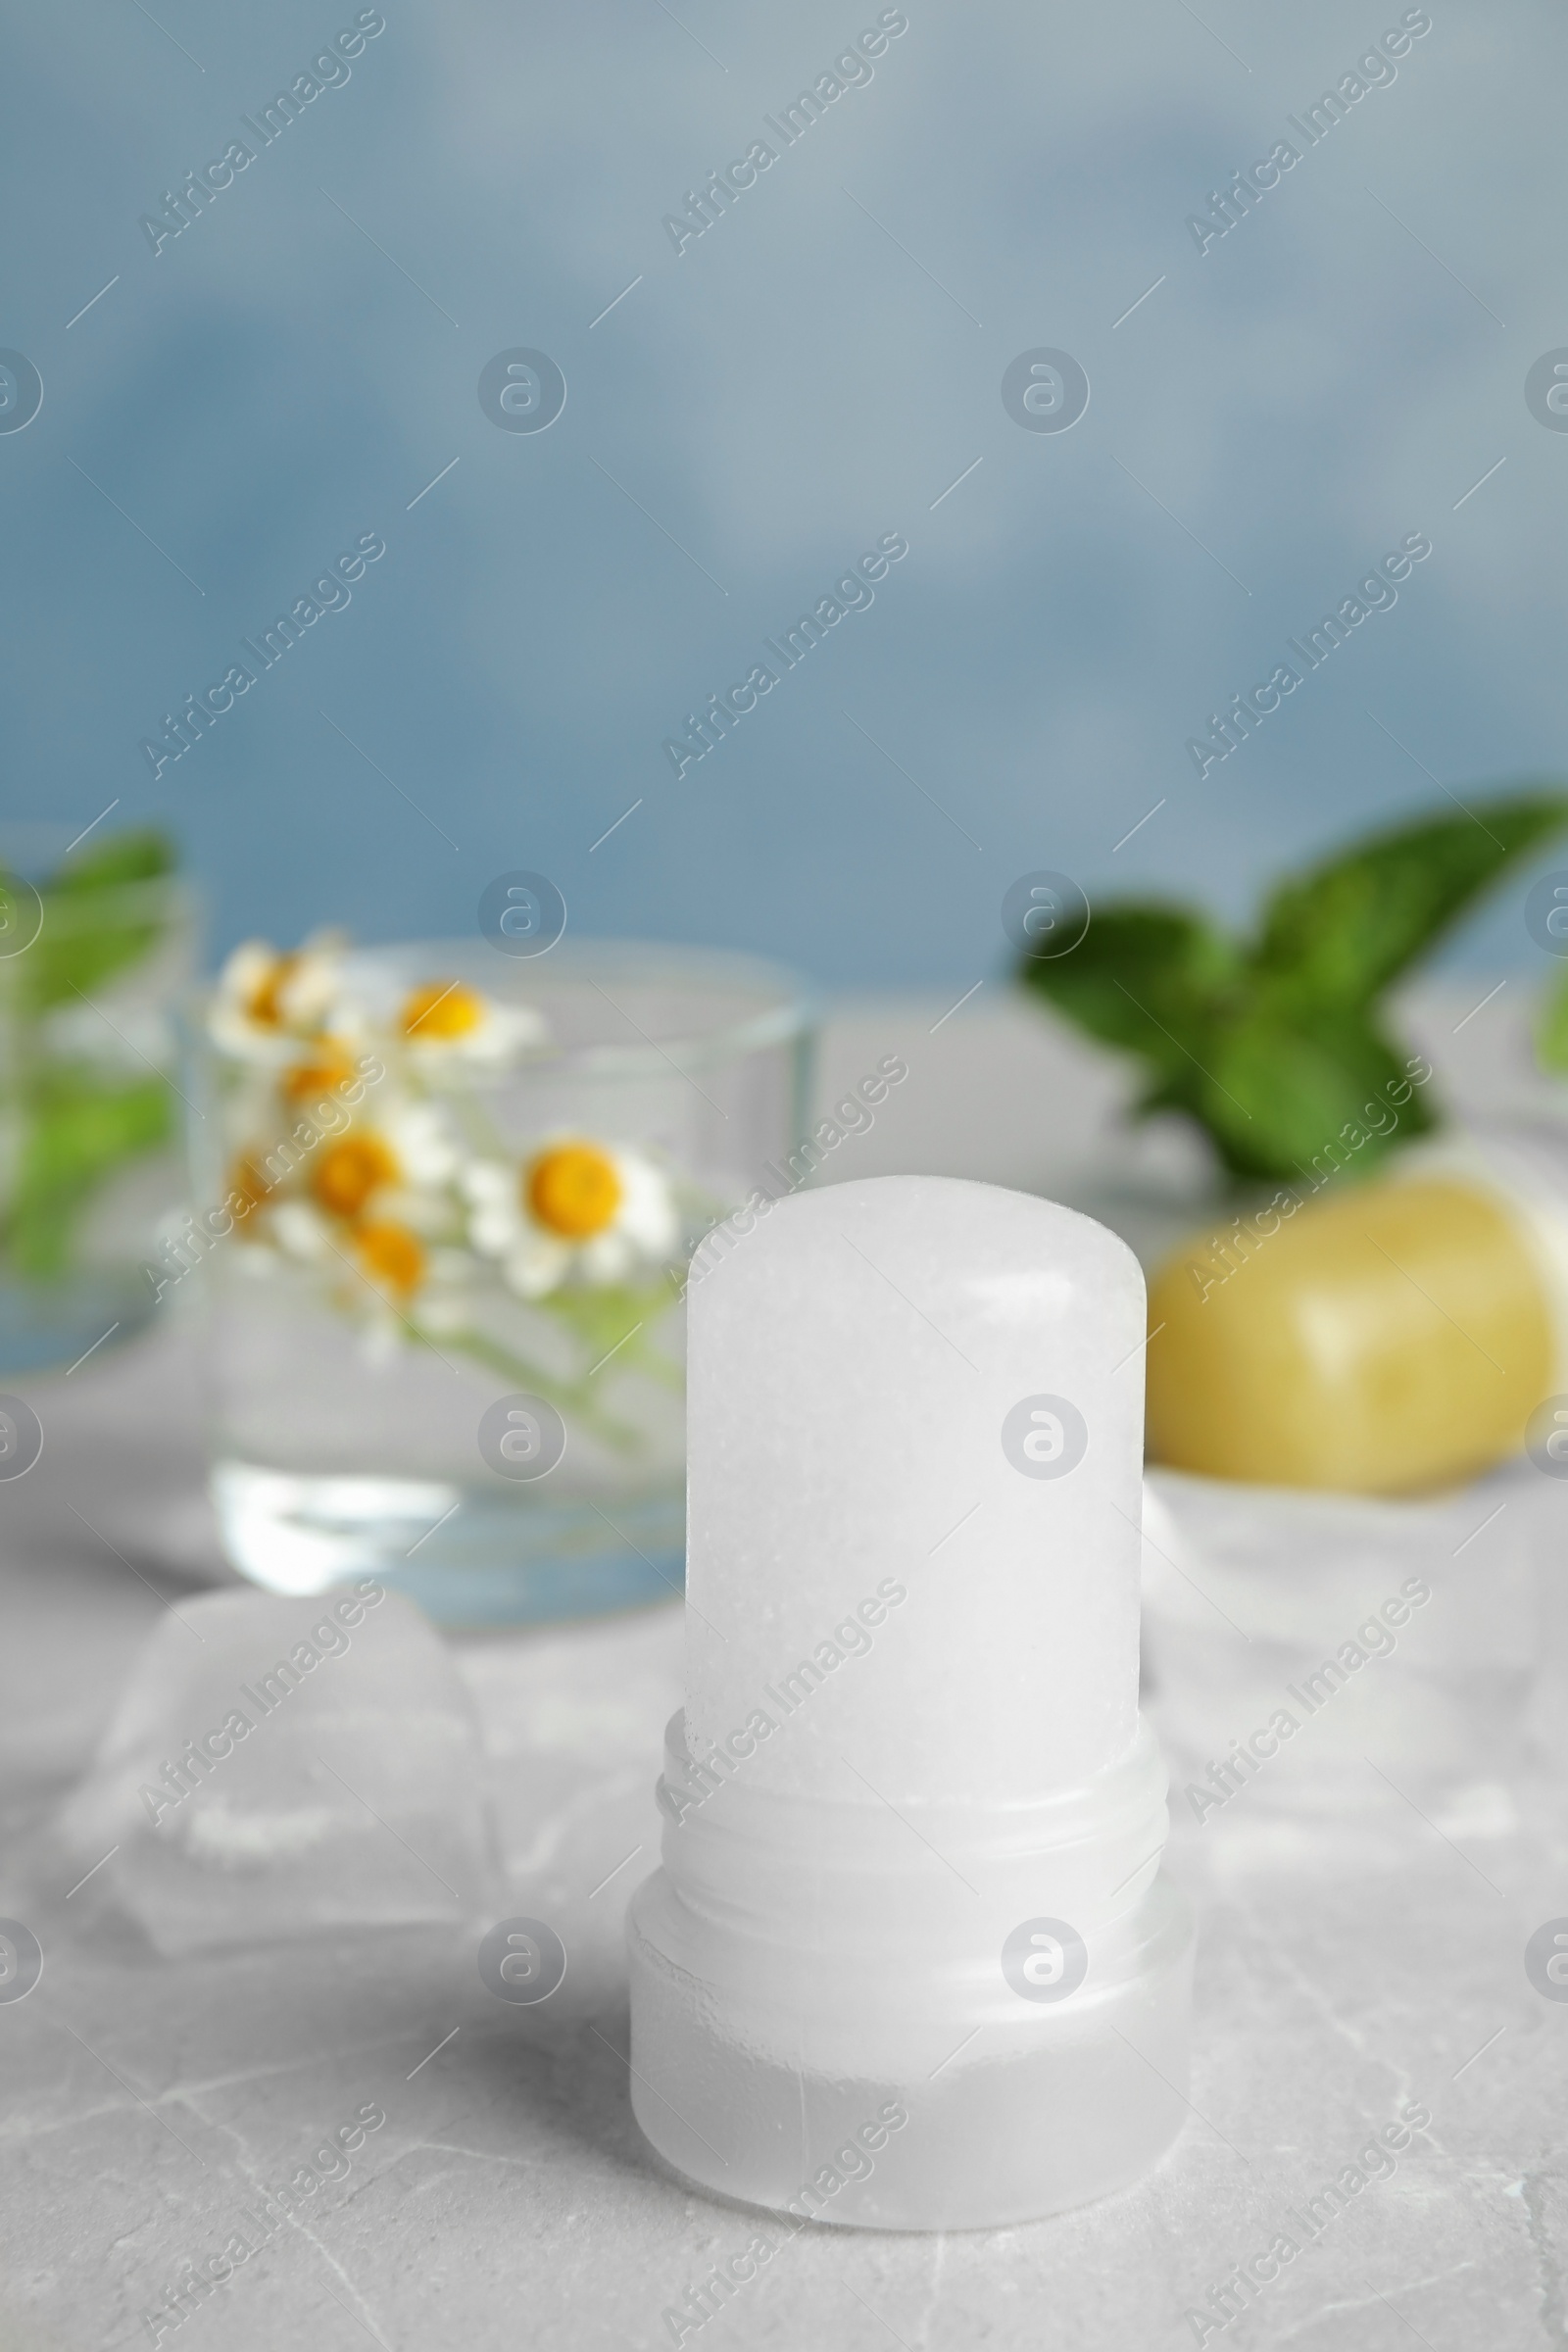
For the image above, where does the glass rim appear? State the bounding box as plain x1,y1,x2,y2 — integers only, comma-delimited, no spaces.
189,935,818,1077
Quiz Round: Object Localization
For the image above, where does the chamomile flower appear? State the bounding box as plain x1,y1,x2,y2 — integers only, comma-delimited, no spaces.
309,1101,458,1222
352,1218,427,1299
268,1196,450,1343
223,1153,274,1231
398,980,548,1071
210,933,348,1060
277,1040,362,1107
464,1137,679,1298
208,923,692,1406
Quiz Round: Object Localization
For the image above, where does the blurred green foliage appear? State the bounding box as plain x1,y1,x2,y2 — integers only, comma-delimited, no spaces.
1020,795,1568,1182
0,829,178,1279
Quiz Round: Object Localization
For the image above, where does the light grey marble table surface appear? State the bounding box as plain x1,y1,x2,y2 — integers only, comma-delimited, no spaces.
4,985,1566,2352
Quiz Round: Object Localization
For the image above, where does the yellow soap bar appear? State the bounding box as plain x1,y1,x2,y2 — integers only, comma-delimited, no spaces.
1146,1178,1552,1495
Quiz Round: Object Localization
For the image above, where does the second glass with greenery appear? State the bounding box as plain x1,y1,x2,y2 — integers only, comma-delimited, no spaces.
0,827,192,1374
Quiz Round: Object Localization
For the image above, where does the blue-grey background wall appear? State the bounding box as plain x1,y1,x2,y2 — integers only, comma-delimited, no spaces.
3,0,1563,987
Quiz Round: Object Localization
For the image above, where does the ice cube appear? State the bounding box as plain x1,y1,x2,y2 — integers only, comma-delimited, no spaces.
56,1587,495,1954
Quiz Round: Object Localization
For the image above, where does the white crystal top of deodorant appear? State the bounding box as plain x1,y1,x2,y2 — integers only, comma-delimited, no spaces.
684,1174,1145,1808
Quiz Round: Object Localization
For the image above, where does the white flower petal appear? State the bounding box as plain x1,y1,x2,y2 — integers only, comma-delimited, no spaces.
376,1185,450,1237
612,1154,679,1257
220,941,276,1000
460,1160,513,1207
469,1205,517,1256
272,1200,332,1261
383,1101,458,1185
209,1006,290,1063
409,997,551,1068
325,1004,373,1052
505,1236,571,1298
277,956,340,1029
477,1004,550,1062
580,1231,635,1285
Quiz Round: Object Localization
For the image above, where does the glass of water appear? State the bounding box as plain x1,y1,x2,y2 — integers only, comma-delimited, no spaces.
184,935,813,1625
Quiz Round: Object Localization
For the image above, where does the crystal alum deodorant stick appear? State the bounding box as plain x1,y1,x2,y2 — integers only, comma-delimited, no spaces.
627,1173,1195,2229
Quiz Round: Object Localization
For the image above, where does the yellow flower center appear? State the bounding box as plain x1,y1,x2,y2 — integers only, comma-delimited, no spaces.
527,1144,622,1241
281,1045,356,1102
246,955,298,1028
227,1154,271,1227
314,1135,399,1218
356,1219,424,1297
402,982,484,1042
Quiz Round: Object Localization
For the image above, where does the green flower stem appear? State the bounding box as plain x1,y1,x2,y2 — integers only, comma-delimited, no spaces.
621,1330,684,1393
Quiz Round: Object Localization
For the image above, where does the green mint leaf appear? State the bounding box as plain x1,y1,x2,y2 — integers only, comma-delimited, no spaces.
1199,1004,1431,1181
30,838,179,1009
21,826,180,1007
1254,792,1568,1004
1018,904,1240,1105
1015,795,1550,1183
29,903,168,1009
7,1070,172,1278
46,826,176,895
1537,967,1568,1073
4,1195,81,1283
